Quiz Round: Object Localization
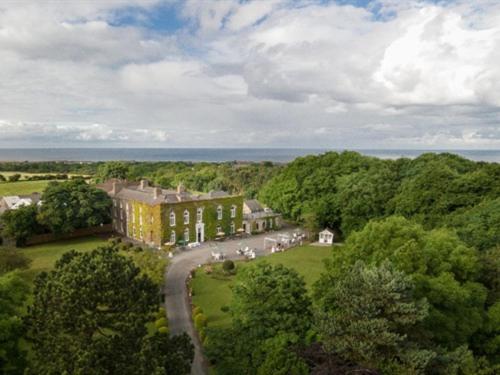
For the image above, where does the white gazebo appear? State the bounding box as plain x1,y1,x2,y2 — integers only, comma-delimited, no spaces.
318,228,334,245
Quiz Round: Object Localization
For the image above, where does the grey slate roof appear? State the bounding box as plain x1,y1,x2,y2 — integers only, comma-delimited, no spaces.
244,199,264,213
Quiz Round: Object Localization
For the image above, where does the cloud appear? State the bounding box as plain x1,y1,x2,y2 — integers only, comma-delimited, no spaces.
0,0,499,149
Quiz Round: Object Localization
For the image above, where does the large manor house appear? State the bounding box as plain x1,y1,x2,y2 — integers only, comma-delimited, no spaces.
97,179,280,248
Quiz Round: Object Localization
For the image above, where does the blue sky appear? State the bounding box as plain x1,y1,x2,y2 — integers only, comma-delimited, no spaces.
0,0,499,149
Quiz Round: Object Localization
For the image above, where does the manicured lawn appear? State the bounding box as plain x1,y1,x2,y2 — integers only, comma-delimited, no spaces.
191,245,332,328
0,180,53,195
18,236,108,284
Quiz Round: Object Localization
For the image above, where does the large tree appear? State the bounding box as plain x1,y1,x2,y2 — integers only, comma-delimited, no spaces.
96,161,130,181
316,216,487,349
315,261,433,374
206,262,312,374
37,179,112,234
1,204,44,246
26,246,193,375
0,271,30,375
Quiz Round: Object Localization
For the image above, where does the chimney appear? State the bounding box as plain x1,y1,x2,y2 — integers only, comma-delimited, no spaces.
177,183,185,194
153,187,161,199
140,180,148,190
111,181,117,195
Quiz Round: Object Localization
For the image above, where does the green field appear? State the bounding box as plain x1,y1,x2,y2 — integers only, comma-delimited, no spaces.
0,180,54,196
18,236,108,284
191,245,332,328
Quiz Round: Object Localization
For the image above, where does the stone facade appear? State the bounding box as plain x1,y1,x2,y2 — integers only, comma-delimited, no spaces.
242,199,281,234
98,179,244,248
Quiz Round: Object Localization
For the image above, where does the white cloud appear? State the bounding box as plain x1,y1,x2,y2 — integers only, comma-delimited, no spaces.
0,0,499,149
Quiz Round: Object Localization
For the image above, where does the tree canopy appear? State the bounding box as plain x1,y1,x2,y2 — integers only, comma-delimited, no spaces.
26,246,193,375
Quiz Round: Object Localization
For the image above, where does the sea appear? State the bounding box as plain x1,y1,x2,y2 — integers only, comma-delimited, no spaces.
0,148,498,163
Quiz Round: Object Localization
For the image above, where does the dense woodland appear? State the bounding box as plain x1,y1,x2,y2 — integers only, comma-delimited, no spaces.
1,152,499,374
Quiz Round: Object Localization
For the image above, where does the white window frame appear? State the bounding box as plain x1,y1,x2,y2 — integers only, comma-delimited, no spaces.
230,222,235,234
170,211,176,227
184,209,190,225
217,205,223,220
170,230,176,244
184,228,189,243
231,205,236,218
216,225,222,234
197,208,203,223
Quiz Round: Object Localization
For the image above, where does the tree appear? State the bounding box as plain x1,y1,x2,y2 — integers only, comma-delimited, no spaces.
0,271,30,375
26,246,193,374
38,179,112,234
1,204,44,246
449,198,500,252
206,262,312,374
316,216,487,349
97,161,130,181
8,174,21,182
0,174,5,182
315,261,433,374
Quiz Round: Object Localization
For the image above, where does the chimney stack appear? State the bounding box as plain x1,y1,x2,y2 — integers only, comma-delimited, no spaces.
177,183,185,194
140,180,148,190
153,187,161,199
111,181,117,195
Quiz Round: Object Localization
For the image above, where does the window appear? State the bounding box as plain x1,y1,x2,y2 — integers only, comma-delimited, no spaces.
263,221,266,229
170,231,176,244
230,222,235,234
231,205,236,218
197,208,203,223
216,225,222,234
256,222,259,231
184,209,189,224
184,228,189,243
170,211,175,226
217,205,223,220
269,219,273,229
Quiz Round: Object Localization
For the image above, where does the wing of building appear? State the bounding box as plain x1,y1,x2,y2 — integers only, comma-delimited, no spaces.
0,193,41,215
97,179,245,248
242,199,282,234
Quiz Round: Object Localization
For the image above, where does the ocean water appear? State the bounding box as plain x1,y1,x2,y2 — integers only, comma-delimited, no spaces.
0,148,498,163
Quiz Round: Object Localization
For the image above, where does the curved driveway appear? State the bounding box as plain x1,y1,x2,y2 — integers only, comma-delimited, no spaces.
164,229,297,375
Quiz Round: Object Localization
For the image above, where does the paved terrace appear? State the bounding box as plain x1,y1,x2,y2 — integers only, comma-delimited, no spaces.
164,228,299,375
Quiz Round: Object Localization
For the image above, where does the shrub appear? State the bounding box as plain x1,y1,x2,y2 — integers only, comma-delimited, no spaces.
0,248,32,274
194,313,207,331
222,260,235,274
158,326,169,334
119,242,133,251
156,307,166,319
220,306,230,313
192,306,203,316
155,317,168,329
0,174,5,182
132,246,143,253
8,174,21,182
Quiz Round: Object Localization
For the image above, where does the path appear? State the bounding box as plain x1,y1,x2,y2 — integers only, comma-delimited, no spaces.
164,228,298,375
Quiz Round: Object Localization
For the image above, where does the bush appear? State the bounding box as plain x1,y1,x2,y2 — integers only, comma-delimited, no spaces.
119,242,133,251
0,174,5,182
8,174,21,182
155,317,168,329
156,307,166,319
222,259,235,274
0,248,32,274
192,306,203,316
158,326,169,334
220,306,230,313
132,246,143,253
194,313,207,331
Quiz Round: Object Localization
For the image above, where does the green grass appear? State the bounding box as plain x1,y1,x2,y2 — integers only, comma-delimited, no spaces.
0,180,53,195
18,236,108,284
191,245,332,328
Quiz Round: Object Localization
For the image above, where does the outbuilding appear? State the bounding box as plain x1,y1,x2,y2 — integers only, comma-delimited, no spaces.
318,228,334,244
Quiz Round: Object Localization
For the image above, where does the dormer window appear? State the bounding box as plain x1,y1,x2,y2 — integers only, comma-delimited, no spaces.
217,205,223,220
184,209,189,224
170,211,176,227
231,205,236,218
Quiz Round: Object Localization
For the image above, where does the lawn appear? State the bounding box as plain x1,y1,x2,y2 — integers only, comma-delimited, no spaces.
191,245,332,328
18,236,108,284
0,180,53,195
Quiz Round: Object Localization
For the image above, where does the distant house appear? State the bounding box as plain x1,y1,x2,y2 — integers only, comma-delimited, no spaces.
242,199,281,234
318,228,334,245
0,193,41,215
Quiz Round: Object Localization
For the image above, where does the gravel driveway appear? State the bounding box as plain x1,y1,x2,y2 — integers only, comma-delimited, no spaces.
164,228,299,375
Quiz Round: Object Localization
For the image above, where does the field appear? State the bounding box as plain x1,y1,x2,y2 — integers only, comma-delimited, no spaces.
191,245,332,328
0,180,54,196
18,236,108,284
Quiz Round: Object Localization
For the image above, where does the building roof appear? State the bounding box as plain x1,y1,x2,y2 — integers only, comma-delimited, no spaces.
1,193,41,209
244,199,264,213
320,228,334,235
99,180,232,205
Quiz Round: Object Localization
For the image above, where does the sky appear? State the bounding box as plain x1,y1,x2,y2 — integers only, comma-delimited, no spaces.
0,0,499,149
